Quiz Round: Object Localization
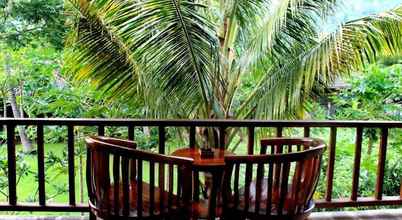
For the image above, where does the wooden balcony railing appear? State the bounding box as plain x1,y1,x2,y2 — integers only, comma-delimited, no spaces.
0,118,400,212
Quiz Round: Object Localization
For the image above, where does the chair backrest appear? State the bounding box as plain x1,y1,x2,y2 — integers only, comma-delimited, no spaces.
222,138,325,219
91,136,137,148
86,136,193,219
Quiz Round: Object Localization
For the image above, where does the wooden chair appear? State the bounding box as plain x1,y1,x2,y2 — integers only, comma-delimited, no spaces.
222,138,325,220
86,136,194,220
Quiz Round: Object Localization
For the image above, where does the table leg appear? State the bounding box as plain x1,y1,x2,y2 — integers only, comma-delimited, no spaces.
208,169,223,220
193,170,200,201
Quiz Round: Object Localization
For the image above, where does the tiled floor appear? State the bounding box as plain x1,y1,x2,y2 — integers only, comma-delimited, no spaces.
310,209,402,220
1,209,401,220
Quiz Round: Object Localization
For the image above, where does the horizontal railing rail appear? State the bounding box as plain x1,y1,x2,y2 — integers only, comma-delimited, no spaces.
0,118,400,212
0,118,401,127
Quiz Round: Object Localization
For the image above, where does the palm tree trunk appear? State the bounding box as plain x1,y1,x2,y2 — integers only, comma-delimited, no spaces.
4,53,32,152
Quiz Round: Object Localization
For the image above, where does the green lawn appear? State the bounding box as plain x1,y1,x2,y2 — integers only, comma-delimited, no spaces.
0,143,87,216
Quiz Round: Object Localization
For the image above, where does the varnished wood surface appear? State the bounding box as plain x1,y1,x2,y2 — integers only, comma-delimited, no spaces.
86,136,193,219
0,118,401,128
0,118,400,213
171,147,233,168
172,147,233,219
221,138,326,220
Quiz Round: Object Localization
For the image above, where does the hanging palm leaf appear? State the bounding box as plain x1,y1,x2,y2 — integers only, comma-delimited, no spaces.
66,0,402,124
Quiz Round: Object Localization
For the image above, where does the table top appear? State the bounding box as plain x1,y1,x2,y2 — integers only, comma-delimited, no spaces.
171,147,233,168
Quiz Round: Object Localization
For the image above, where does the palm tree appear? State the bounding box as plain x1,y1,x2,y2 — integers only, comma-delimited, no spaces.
66,0,402,130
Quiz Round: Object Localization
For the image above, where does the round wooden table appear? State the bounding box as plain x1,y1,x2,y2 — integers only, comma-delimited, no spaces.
171,147,233,220
172,147,232,168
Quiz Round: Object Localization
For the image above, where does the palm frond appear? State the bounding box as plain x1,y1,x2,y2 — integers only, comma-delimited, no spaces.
65,0,139,99
67,0,220,118
238,0,338,71
239,6,402,119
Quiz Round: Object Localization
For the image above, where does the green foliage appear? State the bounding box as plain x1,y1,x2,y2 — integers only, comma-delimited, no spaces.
0,0,66,49
0,145,35,199
311,64,402,202
331,64,402,121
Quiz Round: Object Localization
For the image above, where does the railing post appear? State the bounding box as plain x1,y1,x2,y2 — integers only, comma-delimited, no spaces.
400,179,402,199
351,127,363,201
219,127,226,149
304,126,310,137
189,126,196,148
128,125,135,141
375,128,388,200
400,180,402,199
7,124,16,205
247,127,254,155
67,125,76,206
98,125,105,136
159,126,165,154
276,126,283,137
37,125,46,206
325,127,337,202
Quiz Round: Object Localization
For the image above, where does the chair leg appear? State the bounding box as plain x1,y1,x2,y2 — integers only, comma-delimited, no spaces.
89,212,97,220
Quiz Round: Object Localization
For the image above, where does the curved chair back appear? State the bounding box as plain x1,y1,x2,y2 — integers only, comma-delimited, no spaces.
222,138,325,220
86,136,193,219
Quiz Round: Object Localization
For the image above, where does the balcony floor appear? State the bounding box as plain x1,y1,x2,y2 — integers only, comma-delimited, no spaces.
1,209,401,220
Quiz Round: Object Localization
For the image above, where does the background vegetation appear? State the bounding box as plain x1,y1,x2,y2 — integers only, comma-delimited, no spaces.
0,0,401,216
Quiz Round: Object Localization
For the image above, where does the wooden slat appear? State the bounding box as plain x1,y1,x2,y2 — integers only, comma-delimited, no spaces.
7,125,16,205
351,127,363,201
273,142,283,189
98,125,105,136
278,162,290,215
122,158,130,216
67,125,75,206
254,162,263,214
128,125,135,140
325,127,337,202
37,125,46,206
159,163,165,212
159,126,165,154
219,126,226,149
304,126,310,137
168,164,174,209
233,163,240,208
247,127,254,155
244,163,253,213
113,155,120,215
149,161,155,215
266,163,273,216
136,159,142,217
222,163,234,207
293,161,303,213
375,128,388,200
189,126,196,148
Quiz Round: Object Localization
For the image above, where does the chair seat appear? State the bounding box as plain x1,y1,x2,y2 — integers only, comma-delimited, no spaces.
92,180,182,218
191,199,223,219
227,178,311,216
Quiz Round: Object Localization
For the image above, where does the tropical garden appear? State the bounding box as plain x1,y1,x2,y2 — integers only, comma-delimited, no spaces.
0,0,401,216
